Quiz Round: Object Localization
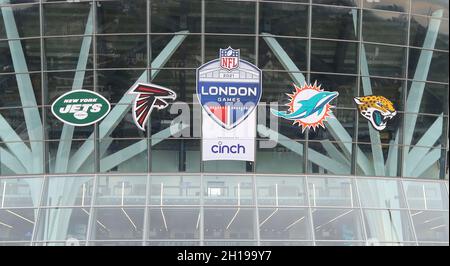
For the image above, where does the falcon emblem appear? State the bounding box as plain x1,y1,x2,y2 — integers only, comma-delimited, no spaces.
128,83,177,131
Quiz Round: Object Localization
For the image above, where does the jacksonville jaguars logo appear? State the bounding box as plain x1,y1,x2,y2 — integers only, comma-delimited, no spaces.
354,95,396,131
128,83,176,131
271,82,339,132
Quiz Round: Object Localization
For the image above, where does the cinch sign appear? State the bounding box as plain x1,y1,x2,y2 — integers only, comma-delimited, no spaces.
197,47,262,161
51,90,111,126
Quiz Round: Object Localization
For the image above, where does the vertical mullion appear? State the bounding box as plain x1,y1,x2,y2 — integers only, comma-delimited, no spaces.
304,0,312,174
254,0,260,245
200,0,205,173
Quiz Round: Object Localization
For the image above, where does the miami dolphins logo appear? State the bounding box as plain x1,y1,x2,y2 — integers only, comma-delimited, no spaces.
270,82,339,132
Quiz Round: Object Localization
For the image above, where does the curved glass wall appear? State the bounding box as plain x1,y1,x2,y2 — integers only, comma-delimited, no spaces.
0,0,449,246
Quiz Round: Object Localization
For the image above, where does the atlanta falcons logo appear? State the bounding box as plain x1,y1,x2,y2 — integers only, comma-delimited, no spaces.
128,83,177,131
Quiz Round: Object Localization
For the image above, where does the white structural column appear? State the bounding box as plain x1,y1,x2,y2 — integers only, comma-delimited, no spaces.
1,2,43,174
54,6,94,173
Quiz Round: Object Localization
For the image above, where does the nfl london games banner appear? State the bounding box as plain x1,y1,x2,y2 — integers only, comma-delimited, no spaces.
197,47,262,161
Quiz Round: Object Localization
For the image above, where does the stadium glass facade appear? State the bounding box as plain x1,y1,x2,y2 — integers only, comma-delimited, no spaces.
0,0,448,246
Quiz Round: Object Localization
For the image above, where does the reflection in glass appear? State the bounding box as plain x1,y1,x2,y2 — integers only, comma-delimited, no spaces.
204,176,253,206
259,208,311,240
362,9,408,45
99,139,148,173
256,176,306,206
205,0,255,34
410,210,449,242
150,176,200,206
312,6,358,40
0,208,35,242
148,208,200,240
44,37,93,71
357,178,405,208
260,2,308,37
96,175,147,206
312,208,364,241
363,209,415,243
403,181,449,210
311,40,358,74
43,176,93,207
36,208,88,242
91,208,144,240
97,0,147,34
308,177,357,207
204,208,255,240
97,35,147,69
151,0,201,33
363,43,406,78
0,177,43,208
43,1,91,36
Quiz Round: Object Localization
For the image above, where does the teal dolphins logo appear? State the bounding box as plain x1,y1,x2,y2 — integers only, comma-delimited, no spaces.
271,82,339,132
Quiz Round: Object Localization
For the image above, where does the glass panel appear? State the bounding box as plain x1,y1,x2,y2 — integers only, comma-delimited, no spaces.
204,175,253,206
97,69,144,104
259,37,307,71
0,4,40,39
45,106,94,141
260,2,308,37
149,175,200,206
411,0,449,18
315,241,365,246
403,181,449,210
91,207,145,240
146,241,200,246
151,35,201,69
363,209,416,242
0,39,41,73
205,35,255,64
0,177,43,208
410,210,449,242
151,0,201,33
47,139,95,174
43,1,92,36
363,0,409,12
203,241,257,246
359,77,405,111
44,37,93,71
308,177,358,207
408,48,448,83
357,178,406,208
260,241,313,246
308,108,355,141
150,69,197,102
203,161,249,174
0,208,35,242
407,81,448,115
89,241,143,246
204,208,256,240
42,176,93,207
403,147,445,179
356,144,401,177
309,73,357,108
404,113,446,147
97,35,147,69
151,139,200,173
410,16,449,51
99,139,148,173
311,40,358,74
312,208,365,241
312,6,359,40
259,208,311,240
205,0,255,34
307,141,352,176
148,208,200,240
0,73,41,108
36,208,89,242
95,175,147,206
46,70,94,106
362,9,408,45
0,107,44,142
256,141,304,175
97,0,147,34
313,0,360,7
256,176,307,206
363,43,406,78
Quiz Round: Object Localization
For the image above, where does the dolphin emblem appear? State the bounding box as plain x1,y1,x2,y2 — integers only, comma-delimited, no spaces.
128,83,177,131
271,91,339,120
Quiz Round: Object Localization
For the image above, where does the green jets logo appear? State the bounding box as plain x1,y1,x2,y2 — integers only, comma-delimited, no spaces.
51,90,111,126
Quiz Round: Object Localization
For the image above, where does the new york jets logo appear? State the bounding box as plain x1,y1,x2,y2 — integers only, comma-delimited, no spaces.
51,90,111,126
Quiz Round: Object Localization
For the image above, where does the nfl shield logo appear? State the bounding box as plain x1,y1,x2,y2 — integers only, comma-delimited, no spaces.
220,47,240,71
197,47,262,129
